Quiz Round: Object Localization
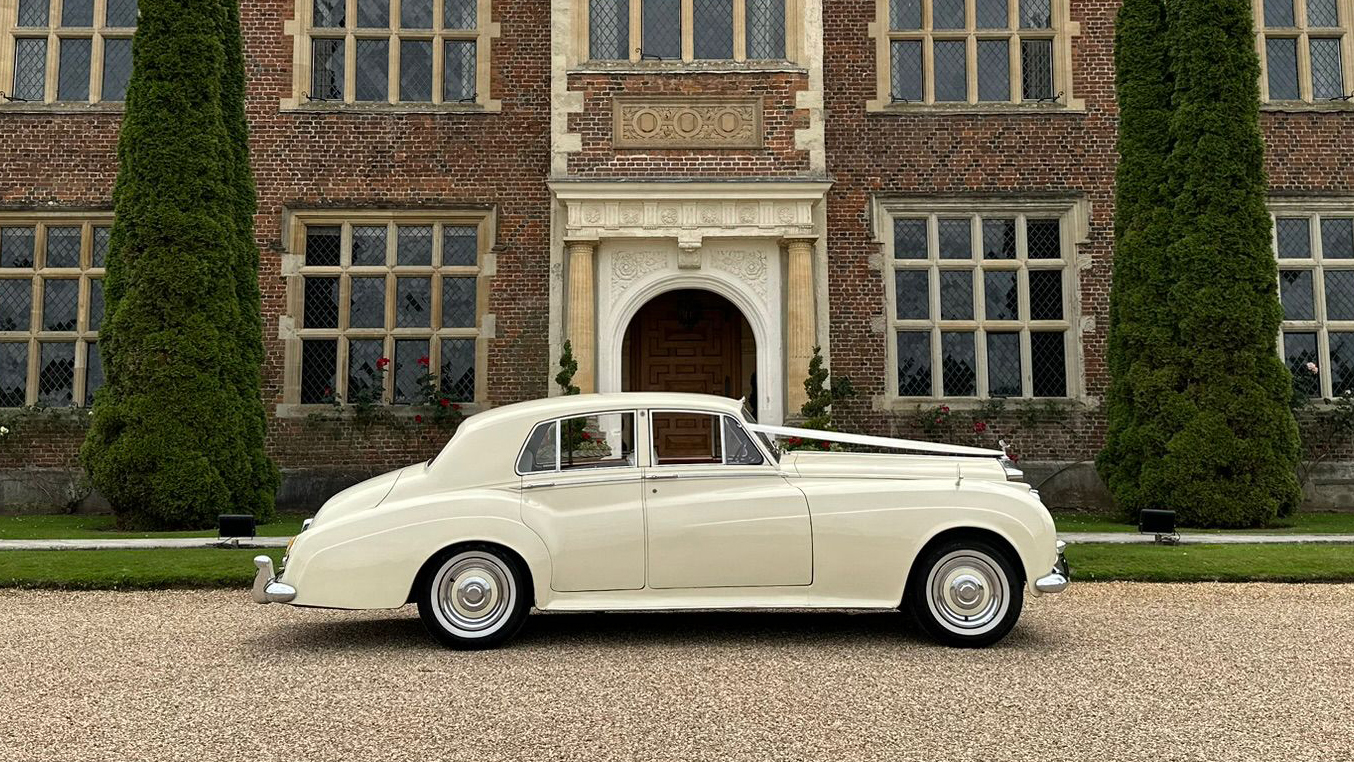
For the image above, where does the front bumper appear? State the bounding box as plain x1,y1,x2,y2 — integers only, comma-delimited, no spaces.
1034,540,1070,594
251,555,297,604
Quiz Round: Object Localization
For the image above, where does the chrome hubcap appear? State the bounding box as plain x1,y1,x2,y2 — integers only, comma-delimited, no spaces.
926,550,1008,633
432,552,515,636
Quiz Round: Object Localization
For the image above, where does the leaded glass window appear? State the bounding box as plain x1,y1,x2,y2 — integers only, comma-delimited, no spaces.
1257,0,1352,102
1274,207,1354,398
4,0,135,104
293,215,485,406
591,0,786,62
0,218,109,408
886,207,1074,398
885,0,1060,105
302,0,487,105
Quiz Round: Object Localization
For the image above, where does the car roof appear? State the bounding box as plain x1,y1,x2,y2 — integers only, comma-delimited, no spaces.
460,392,745,432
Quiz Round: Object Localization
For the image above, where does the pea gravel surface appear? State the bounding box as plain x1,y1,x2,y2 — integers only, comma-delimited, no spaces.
2,583,1351,762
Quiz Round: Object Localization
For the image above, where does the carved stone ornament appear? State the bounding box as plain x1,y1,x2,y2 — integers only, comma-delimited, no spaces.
711,250,769,300
613,96,763,150
610,250,668,299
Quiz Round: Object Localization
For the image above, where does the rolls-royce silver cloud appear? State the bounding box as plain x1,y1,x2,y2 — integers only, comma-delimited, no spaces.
253,392,1067,648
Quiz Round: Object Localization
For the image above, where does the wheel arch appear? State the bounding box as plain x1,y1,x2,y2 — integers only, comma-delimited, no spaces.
902,525,1026,606
407,539,539,606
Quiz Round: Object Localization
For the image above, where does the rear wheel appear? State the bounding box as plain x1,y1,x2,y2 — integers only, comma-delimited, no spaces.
416,544,531,650
907,538,1023,648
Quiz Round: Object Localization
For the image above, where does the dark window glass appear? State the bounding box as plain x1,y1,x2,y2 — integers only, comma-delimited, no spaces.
88,279,104,330
38,342,75,406
1276,217,1311,258
442,276,476,328
976,0,1009,28
1027,218,1061,258
92,227,110,267
310,38,344,100
984,270,1018,320
1323,270,1354,320
0,280,32,331
13,38,48,102
356,0,388,28
693,0,733,60
0,343,28,407
57,38,91,102
102,37,132,101
445,0,476,28
393,338,427,403
1028,270,1063,320
1310,38,1344,101
893,218,927,258
18,0,49,26
444,40,476,102
396,225,433,265
400,0,432,28
62,0,94,26
395,277,432,327
347,338,385,401
937,219,971,259
986,331,1022,397
1030,332,1066,396
941,331,977,396
977,39,1010,102
889,0,921,30
301,339,337,403
982,218,1016,259
45,226,81,267
1280,269,1316,320
442,226,477,266
890,40,923,102
1264,0,1294,27
1020,39,1053,100
896,332,931,396
1,228,36,268
1019,0,1051,28
42,279,79,331
939,270,974,320
1307,0,1338,25
642,0,681,59
303,277,339,329
399,40,433,101
84,341,102,405
1267,38,1300,100
351,225,387,265
306,226,342,266
933,0,965,29
105,0,138,26
1322,219,1354,259
440,338,475,401
934,40,967,102
349,277,386,328
1329,332,1354,397
354,39,389,102
313,0,345,28
590,0,630,60
895,270,930,320
1284,331,1320,397
745,0,785,59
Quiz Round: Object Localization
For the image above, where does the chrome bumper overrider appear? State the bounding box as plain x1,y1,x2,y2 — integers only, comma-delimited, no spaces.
251,555,297,604
1034,540,1070,594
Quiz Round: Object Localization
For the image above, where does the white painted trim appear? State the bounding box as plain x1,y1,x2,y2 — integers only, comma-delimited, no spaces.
748,423,1004,457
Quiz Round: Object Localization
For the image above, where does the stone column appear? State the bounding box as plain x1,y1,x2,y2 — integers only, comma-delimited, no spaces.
566,240,597,393
784,237,817,413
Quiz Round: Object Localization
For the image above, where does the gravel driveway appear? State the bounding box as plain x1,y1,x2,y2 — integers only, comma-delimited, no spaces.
2,583,1351,762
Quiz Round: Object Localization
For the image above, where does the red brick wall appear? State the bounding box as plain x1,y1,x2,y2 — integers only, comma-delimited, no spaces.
566,71,811,177
0,0,552,477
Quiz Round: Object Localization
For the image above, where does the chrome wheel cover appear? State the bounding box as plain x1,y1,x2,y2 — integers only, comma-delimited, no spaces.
431,551,517,638
924,549,1009,636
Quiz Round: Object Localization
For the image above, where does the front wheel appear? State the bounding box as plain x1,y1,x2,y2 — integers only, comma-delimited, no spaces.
416,544,531,650
906,539,1023,648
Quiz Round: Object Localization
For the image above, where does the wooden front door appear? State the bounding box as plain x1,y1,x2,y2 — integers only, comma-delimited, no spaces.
628,290,743,459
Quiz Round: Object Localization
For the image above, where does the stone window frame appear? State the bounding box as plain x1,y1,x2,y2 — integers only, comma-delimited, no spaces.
874,198,1088,405
1272,198,1354,399
0,0,135,109
281,0,501,112
1254,0,1354,107
867,0,1083,112
280,209,494,415
0,213,110,408
574,0,805,67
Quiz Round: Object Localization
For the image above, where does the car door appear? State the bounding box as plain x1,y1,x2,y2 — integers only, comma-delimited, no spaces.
518,410,646,592
643,411,812,589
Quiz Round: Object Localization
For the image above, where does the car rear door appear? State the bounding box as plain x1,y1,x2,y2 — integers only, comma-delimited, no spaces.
643,411,812,589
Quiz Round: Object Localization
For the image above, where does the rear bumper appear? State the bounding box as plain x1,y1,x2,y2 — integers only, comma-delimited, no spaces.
251,555,297,604
1034,540,1070,594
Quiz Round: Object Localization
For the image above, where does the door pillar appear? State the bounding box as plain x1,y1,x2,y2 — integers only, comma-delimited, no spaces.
783,237,817,413
566,239,597,393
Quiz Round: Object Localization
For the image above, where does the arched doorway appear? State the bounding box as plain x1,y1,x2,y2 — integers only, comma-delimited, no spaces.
622,289,757,409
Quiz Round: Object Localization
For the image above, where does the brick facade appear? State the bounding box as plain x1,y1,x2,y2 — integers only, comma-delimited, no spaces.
2,0,1353,510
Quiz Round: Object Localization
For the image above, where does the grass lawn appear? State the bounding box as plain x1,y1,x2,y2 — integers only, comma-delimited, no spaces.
0,549,284,589
1064,542,1354,583
1,543,1351,590
0,513,308,540
1052,510,1354,534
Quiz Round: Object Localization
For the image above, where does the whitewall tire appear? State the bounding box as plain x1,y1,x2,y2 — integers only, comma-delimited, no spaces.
907,538,1023,648
416,544,531,650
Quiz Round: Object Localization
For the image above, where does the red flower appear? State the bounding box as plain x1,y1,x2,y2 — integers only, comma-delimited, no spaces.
934,417,943,424
973,420,988,433
940,405,950,413
451,403,461,411
414,414,423,423
581,432,591,441
788,436,802,445
376,357,390,370
418,356,430,367
820,441,830,450
439,398,450,408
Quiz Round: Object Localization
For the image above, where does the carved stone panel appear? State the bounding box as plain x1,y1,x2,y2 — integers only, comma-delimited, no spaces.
612,96,763,150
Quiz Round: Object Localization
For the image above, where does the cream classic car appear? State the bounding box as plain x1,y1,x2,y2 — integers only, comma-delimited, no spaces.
253,392,1067,648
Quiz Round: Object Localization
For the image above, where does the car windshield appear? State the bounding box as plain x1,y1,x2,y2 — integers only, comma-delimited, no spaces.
741,401,779,464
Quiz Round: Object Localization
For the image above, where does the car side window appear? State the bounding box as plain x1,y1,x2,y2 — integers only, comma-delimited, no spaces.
560,412,636,470
517,420,558,473
722,416,764,466
651,411,723,465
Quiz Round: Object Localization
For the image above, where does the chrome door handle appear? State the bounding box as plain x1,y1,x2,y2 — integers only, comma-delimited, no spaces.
645,473,680,480
521,482,556,490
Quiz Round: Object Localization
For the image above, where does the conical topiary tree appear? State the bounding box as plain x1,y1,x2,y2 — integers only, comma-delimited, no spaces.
1154,0,1300,526
1098,0,1180,516
82,0,275,529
